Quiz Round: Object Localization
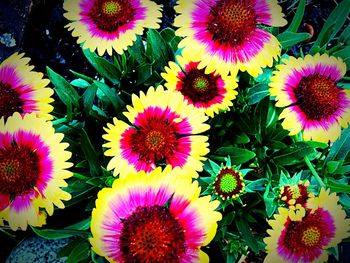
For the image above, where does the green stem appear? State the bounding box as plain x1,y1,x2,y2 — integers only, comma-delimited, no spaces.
304,156,325,187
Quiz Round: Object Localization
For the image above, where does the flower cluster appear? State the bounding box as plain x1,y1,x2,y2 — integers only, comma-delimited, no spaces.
2,0,350,262
0,54,73,230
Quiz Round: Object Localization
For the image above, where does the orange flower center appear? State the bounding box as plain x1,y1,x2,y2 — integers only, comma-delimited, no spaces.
145,130,165,151
295,74,341,121
0,81,23,119
0,144,39,196
301,227,321,247
120,205,186,262
207,0,257,46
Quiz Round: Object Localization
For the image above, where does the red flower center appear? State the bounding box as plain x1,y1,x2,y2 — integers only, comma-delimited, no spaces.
120,205,186,262
207,0,257,46
121,106,191,168
213,167,244,199
0,81,23,119
295,74,341,121
178,62,220,104
278,208,335,262
89,0,135,32
280,183,309,208
0,142,39,197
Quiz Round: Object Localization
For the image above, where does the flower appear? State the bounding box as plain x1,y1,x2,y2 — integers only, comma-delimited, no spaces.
161,55,238,117
103,86,210,178
213,167,245,200
174,0,287,77
269,53,350,143
0,113,73,230
264,188,350,263
63,0,162,56
0,52,54,120
279,180,313,210
90,167,222,263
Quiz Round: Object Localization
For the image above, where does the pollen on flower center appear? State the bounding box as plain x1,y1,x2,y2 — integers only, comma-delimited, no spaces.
213,167,244,199
0,144,39,196
145,130,165,151
207,0,257,46
119,205,186,262
301,227,321,247
220,173,237,193
102,1,120,15
289,185,301,199
178,63,220,104
0,81,23,119
89,0,135,33
295,74,340,121
193,77,209,91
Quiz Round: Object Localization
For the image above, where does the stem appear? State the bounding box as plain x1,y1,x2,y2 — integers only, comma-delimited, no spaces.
304,156,325,187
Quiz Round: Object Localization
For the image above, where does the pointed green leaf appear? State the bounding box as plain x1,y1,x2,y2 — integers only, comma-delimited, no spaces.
47,66,80,108
286,0,306,32
247,83,269,105
311,0,350,51
277,32,311,50
215,147,256,164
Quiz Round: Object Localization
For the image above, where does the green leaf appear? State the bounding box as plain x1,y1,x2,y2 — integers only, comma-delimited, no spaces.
277,31,311,50
80,128,101,177
332,46,350,69
214,147,256,164
160,28,182,51
304,141,329,149
67,240,90,263
31,227,90,239
247,83,269,105
128,35,146,64
339,23,350,44
311,0,350,51
70,70,95,83
83,48,121,85
146,29,173,69
245,178,267,192
327,161,342,174
209,159,221,174
334,164,350,175
286,0,306,32
93,80,124,112
232,133,250,144
235,218,260,253
136,63,153,85
325,126,350,162
274,142,315,165
65,217,91,231
326,179,350,193
47,66,80,108
57,238,82,258
82,84,97,114
71,79,90,89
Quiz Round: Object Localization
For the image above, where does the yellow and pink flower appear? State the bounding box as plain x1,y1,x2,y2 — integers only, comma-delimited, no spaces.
0,52,54,120
0,113,73,230
64,0,162,56
174,0,287,77
264,188,350,262
161,55,238,118
103,86,210,178
269,53,350,143
90,167,222,262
